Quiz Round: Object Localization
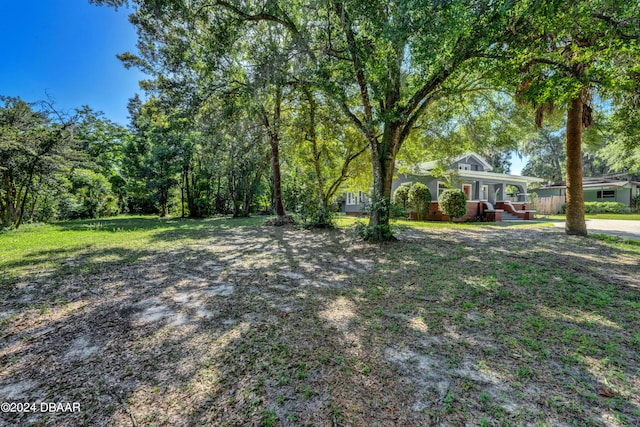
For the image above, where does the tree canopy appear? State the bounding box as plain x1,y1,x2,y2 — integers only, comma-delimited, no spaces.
3,1,639,236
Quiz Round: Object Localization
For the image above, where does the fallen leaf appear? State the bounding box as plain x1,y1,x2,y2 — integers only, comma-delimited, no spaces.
597,387,618,398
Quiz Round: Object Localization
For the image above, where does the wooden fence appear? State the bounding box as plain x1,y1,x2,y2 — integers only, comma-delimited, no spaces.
534,195,565,214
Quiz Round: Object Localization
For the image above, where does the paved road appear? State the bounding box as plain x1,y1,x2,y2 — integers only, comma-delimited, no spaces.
552,219,640,241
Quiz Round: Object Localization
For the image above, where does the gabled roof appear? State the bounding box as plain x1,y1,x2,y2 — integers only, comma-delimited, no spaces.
539,179,640,190
412,152,494,174
402,152,542,184
457,170,543,184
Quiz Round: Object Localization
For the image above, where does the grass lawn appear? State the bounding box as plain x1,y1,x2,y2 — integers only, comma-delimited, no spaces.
1,215,639,426
335,215,556,229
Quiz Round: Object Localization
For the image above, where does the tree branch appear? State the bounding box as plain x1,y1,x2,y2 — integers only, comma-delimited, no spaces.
333,1,373,126
214,0,300,37
400,93,440,143
591,13,638,40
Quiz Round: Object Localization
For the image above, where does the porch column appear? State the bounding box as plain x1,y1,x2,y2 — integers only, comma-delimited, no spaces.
517,185,526,202
488,184,497,204
496,184,506,201
477,180,487,200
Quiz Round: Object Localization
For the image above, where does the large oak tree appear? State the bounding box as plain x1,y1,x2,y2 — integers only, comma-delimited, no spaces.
94,0,545,239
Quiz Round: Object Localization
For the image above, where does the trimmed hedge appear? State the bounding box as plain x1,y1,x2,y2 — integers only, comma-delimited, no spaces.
438,189,467,219
561,201,628,214
393,185,410,210
408,182,431,219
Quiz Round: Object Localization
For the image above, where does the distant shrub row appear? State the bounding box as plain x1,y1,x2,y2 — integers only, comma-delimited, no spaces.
561,201,628,214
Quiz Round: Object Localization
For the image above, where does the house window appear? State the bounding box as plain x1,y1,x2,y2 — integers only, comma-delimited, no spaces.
480,185,488,201
346,192,354,205
597,190,615,199
462,184,472,200
358,191,364,203
437,181,447,198
458,163,470,171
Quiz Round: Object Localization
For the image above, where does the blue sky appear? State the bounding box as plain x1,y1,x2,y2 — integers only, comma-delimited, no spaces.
510,154,525,175
0,0,145,126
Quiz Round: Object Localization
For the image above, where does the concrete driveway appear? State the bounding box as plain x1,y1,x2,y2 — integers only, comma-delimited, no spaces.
552,219,640,241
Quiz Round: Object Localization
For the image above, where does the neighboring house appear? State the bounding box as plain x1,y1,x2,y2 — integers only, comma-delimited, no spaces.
533,175,640,208
342,152,544,221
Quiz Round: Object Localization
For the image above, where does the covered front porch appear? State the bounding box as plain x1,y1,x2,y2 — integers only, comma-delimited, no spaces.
411,172,543,222
413,200,535,222
457,171,542,221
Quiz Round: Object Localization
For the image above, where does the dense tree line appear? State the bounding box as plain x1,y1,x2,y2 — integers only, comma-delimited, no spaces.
88,0,639,238
3,2,639,237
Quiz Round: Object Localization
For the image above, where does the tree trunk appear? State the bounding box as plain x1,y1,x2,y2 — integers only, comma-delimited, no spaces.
184,164,194,217
180,175,185,218
29,188,40,221
270,86,286,219
367,123,401,240
2,172,13,227
16,165,37,229
244,156,267,217
270,138,286,218
565,94,587,236
228,173,240,217
303,87,328,212
160,187,168,217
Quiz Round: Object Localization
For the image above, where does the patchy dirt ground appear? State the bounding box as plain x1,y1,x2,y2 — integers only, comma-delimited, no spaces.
1,221,639,426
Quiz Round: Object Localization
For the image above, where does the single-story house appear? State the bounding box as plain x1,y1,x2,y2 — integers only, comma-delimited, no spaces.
533,176,640,208
342,152,544,221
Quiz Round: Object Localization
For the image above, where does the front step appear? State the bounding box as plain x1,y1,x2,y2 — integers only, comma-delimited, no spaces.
501,212,523,221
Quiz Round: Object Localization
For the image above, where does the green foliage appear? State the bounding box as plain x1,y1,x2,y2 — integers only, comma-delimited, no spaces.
598,101,640,173
260,408,277,426
438,189,467,220
521,127,566,183
389,202,406,220
562,202,628,214
94,0,551,238
407,183,431,219
522,123,614,182
393,185,410,210
632,194,640,210
354,221,394,241
61,169,119,219
78,0,640,233
356,196,394,241
308,206,336,229
282,172,336,228
0,96,92,227
399,94,533,171
283,176,319,222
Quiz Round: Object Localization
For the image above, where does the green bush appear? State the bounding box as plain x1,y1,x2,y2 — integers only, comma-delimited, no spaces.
307,206,336,229
393,185,410,210
354,196,394,241
354,221,394,241
632,194,640,210
58,169,119,219
408,182,431,219
587,202,627,214
389,202,406,219
438,189,467,220
562,201,628,214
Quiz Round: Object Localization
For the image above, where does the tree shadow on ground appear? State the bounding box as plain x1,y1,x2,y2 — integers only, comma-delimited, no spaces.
0,222,638,426
52,215,265,233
